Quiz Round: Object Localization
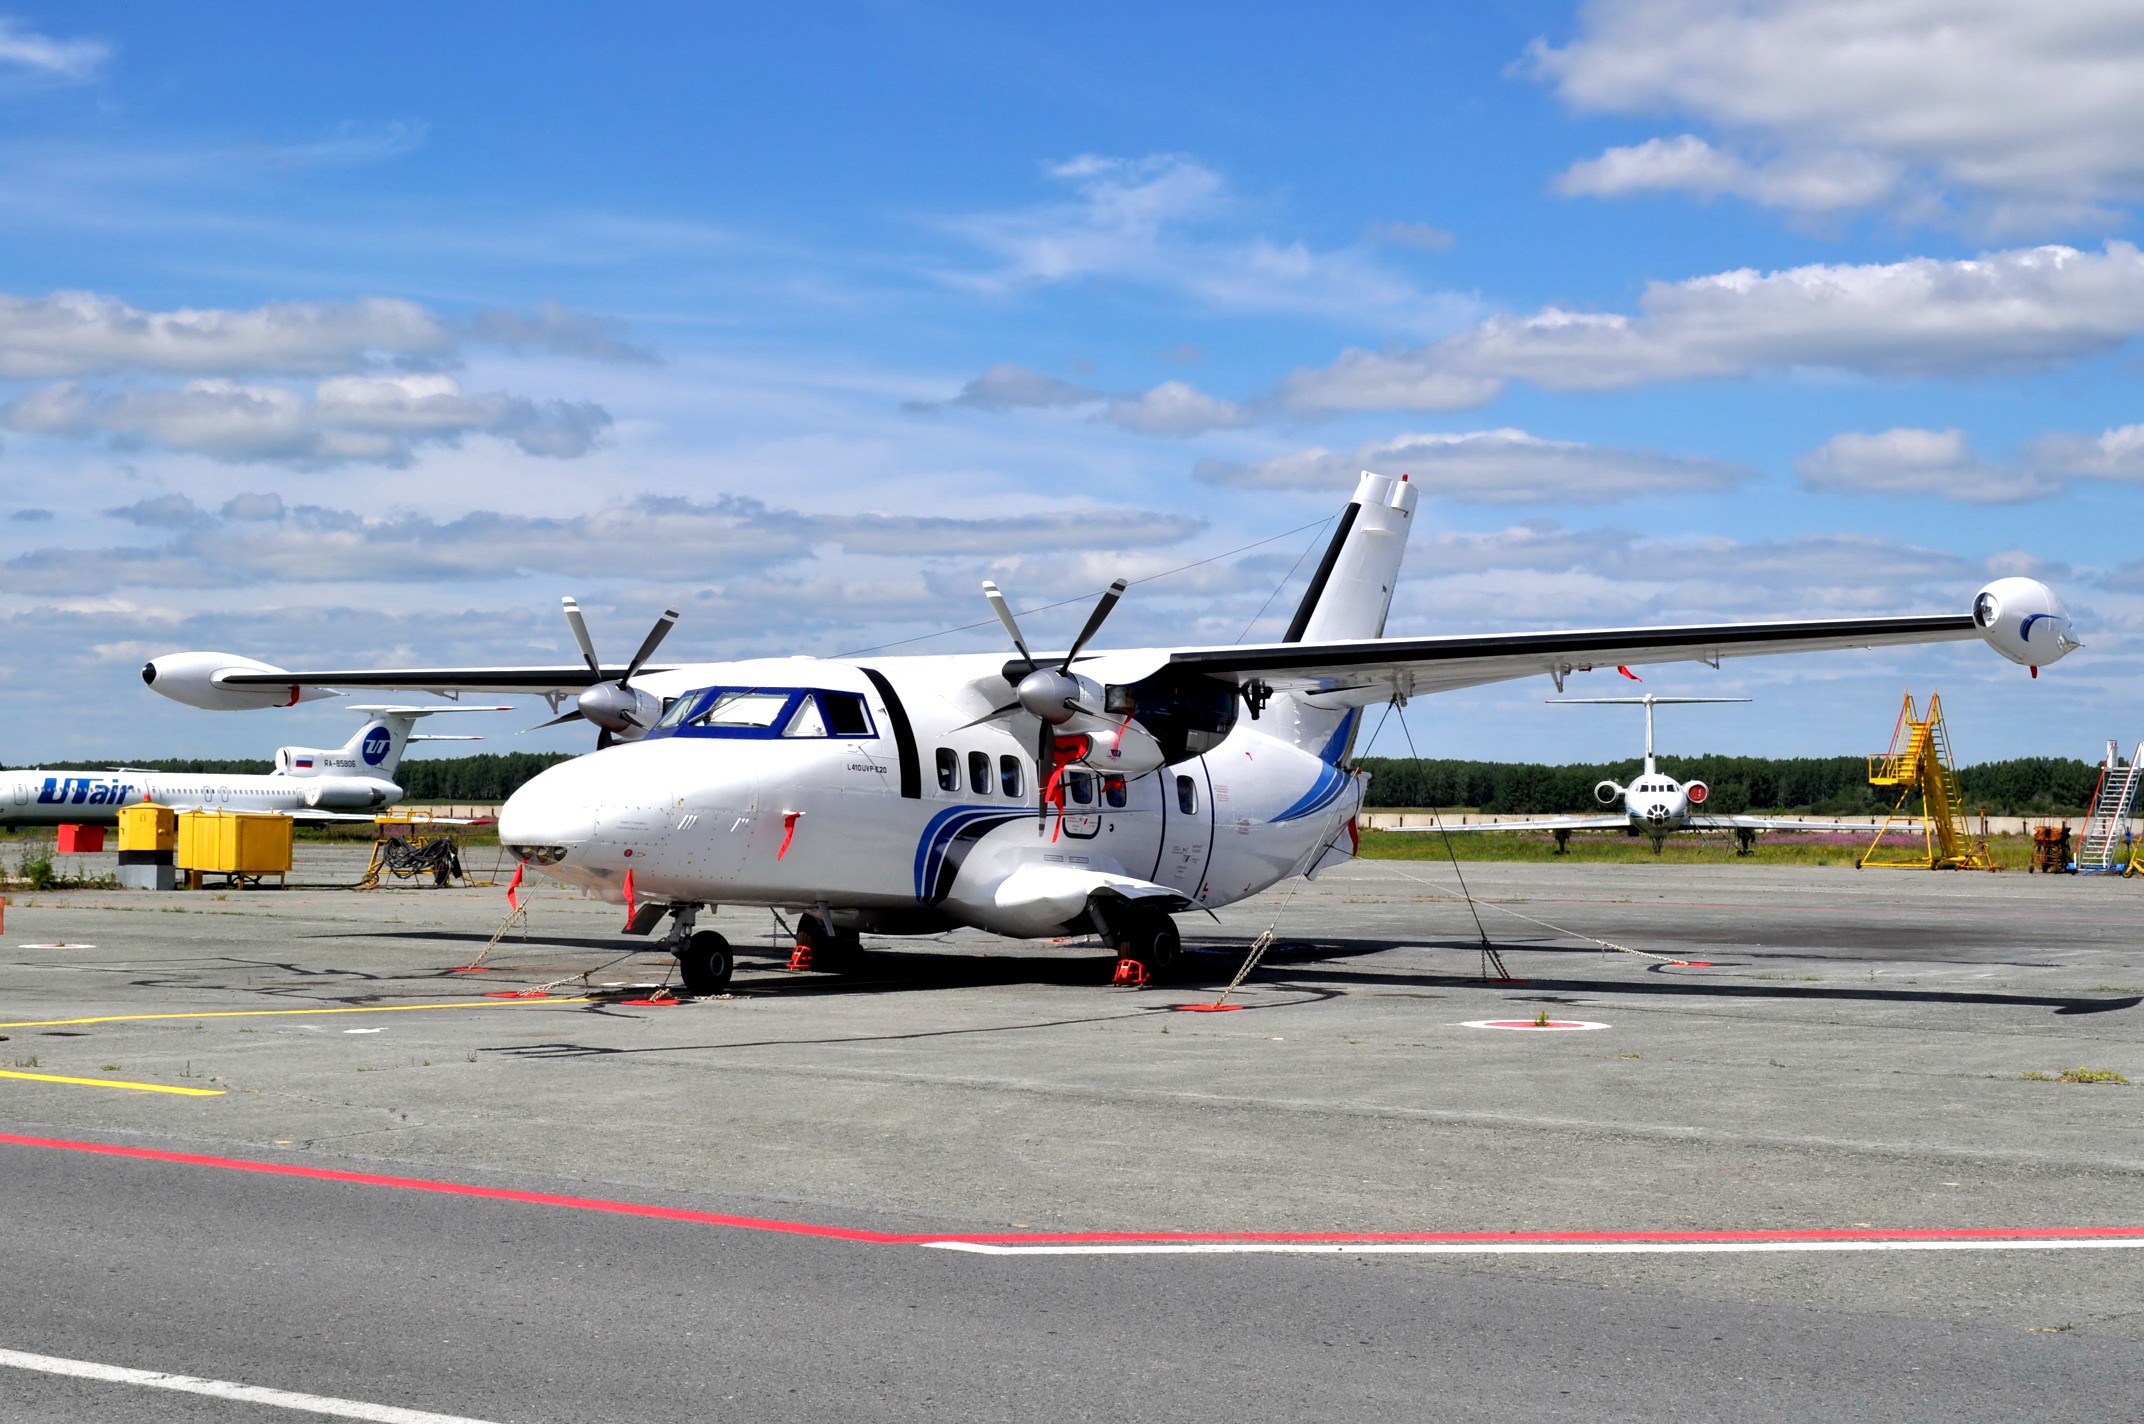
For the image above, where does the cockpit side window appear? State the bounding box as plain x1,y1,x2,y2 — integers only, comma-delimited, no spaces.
690,690,793,729
654,693,704,730
783,697,828,738
821,692,873,737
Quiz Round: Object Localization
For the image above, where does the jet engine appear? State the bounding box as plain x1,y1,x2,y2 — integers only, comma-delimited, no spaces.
1972,578,2079,669
141,652,339,711
303,778,398,810
1594,780,1624,806
1685,780,1708,805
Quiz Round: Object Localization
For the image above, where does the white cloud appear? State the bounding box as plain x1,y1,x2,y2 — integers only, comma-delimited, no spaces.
1551,134,1899,212
2,493,1206,594
1796,427,2052,503
5,374,612,466
913,362,1101,413
1103,381,1246,436
0,292,453,378
937,153,1476,334
2027,422,2144,483
465,301,656,364
1198,429,1749,503
1275,242,2144,412
1528,0,2144,229
0,17,107,81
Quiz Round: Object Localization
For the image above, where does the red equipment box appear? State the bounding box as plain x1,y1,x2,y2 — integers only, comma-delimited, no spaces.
56,823,106,854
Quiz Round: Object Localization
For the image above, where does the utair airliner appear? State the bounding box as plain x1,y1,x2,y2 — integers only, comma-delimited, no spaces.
0,706,502,826
1387,695,1894,854
141,472,2079,992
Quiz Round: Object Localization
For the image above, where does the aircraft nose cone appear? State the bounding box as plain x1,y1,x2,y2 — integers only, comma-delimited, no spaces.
499,764,597,857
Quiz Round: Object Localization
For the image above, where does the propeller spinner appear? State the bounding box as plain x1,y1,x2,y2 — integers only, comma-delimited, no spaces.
534,596,680,747
976,577,1126,819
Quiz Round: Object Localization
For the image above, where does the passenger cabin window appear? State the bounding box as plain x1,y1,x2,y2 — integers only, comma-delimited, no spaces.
1066,770,1094,805
936,747,959,792
823,692,872,737
968,750,991,795
1176,774,1199,815
1102,775,1128,809
1000,755,1024,798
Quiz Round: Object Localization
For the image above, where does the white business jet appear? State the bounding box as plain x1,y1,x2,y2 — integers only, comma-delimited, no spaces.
140,472,2077,990
0,706,504,826
1388,694,1892,854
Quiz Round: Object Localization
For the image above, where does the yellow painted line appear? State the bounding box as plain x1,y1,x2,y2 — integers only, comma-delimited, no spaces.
0,1069,224,1097
0,997,591,1029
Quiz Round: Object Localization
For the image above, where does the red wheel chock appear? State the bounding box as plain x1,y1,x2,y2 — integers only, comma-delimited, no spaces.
1111,957,1150,988
788,945,814,971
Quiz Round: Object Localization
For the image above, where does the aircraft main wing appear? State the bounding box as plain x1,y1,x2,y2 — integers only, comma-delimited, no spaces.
1162,613,1982,704
1687,815,1904,835
223,665,668,694
1377,815,1631,833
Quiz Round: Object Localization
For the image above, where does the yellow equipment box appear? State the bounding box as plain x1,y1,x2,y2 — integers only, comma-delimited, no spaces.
176,811,293,879
117,804,178,853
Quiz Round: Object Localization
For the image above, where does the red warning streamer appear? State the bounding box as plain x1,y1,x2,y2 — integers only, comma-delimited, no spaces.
777,811,802,860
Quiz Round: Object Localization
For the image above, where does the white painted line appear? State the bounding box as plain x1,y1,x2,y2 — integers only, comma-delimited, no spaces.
923,1238,2144,1257
1461,1018,1608,1032
0,1347,502,1423
16,943,95,950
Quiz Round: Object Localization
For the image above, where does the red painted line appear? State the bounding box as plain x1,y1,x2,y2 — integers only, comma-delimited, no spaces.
5,1133,2142,1248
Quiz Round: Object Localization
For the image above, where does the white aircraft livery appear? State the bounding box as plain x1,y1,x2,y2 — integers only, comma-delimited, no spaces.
141,471,2080,991
0,706,501,826
1387,694,1896,853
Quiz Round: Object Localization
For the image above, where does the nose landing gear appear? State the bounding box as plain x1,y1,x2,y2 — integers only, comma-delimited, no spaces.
1111,912,1181,985
676,930,733,995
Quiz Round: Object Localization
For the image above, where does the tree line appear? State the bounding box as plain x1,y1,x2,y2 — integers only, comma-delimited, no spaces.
1355,754,2104,816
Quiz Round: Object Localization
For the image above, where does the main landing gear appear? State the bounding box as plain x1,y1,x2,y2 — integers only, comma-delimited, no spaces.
791,913,865,973
1111,912,1181,986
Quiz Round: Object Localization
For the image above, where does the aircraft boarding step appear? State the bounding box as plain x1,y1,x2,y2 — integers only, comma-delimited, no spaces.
2076,740,2144,874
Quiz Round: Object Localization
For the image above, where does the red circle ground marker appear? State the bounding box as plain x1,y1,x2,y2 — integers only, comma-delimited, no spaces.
447,965,493,973
1172,1003,1247,1012
618,996,680,1007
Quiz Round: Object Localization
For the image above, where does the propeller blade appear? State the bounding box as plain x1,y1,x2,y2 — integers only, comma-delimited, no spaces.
953,701,1022,732
981,581,1035,671
1061,578,1127,668
525,710,586,732
621,608,679,684
561,597,602,678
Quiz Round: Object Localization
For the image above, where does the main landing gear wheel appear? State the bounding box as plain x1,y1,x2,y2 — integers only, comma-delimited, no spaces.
1115,914,1181,982
677,930,733,995
794,914,865,974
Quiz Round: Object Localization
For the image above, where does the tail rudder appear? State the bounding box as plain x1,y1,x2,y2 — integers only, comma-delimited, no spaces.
339,714,415,777
1267,471,1419,762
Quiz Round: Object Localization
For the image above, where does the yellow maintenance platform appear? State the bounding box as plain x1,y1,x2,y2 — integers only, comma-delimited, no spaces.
1859,691,1993,871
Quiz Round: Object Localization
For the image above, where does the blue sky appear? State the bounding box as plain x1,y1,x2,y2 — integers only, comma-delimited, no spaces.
2,1,2140,766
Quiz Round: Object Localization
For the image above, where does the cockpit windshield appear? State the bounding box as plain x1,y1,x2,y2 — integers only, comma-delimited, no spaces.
647,687,877,741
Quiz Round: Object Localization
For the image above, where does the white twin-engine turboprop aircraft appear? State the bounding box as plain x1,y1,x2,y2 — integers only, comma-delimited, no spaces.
141,472,2079,991
1387,694,1897,854
0,706,504,826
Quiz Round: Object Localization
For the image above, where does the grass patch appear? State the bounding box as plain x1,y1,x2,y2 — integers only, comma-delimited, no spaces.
1359,828,2038,869
2022,1067,2130,1085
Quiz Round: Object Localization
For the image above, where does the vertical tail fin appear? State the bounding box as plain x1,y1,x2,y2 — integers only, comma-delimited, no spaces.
338,714,416,777
1267,471,1418,762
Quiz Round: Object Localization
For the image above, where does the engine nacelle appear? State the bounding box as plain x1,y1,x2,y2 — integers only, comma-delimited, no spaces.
577,682,662,739
1594,779,1624,807
1685,780,1708,805
1973,578,2078,669
302,777,399,810
142,652,339,711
